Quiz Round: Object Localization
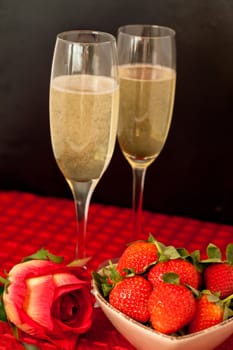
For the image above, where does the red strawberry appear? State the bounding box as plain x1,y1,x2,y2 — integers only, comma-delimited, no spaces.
204,263,233,299
117,240,158,276
109,275,152,322
148,258,200,289
188,294,224,333
148,282,196,334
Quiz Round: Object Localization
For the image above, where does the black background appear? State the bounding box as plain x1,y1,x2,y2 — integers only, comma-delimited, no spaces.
0,0,233,224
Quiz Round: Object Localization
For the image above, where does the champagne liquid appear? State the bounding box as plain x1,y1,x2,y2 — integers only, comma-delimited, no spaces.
118,64,176,166
50,75,119,182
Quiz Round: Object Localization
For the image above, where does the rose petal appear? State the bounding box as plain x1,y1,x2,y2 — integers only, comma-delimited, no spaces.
53,272,85,287
24,275,55,330
4,260,62,326
8,260,62,280
3,276,27,326
52,287,93,334
3,261,61,340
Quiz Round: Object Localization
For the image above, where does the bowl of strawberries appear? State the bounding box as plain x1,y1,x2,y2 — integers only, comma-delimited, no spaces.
92,234,233,350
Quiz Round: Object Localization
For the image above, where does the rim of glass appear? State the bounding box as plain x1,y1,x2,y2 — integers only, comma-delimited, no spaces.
57,30,116,45
118,24,176,39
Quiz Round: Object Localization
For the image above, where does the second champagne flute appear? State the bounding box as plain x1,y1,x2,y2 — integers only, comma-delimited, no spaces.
117,24,176,239
50,30,119,259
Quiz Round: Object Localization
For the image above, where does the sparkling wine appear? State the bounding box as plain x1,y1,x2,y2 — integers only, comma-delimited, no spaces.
118,64,176,166
50,74,119,182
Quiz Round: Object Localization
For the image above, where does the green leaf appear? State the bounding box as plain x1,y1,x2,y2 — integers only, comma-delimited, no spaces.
190,250,201,264
226,244,233,265
153,240,167,255
148,233,156,244
206,243,222,261
0,285,4,295
22,344,40,350
223,304,233,321
102,262,122,283
92,262,123,297
0,277,7,287
8,323,20,340
101,283,114,297
222,293,233,305
176,248,190,258
162,272,180,285
159,246,181,262
188,250,204,272
122,268,136,277
207,293,220,303
22,248,63,264
67,256,91,267
92,271,113,297
186,284,200,297
92,271,103,285
0,295,7,322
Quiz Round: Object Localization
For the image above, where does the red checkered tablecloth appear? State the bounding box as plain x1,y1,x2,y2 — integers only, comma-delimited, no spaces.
0,191,232,349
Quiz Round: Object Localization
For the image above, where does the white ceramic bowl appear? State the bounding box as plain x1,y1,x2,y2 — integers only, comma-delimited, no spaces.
92,270,233,350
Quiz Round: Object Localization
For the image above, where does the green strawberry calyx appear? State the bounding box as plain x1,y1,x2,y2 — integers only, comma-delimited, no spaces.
200,243,233,266
148,234,181,261
148,234,202,272
92,261,123,297
162,272,180,285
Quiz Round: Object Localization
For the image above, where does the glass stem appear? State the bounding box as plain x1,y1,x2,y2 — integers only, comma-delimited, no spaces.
68,180,97,259
132,166,147,241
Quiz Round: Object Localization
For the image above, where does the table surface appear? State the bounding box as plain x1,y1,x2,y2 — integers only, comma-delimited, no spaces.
0,191,233,350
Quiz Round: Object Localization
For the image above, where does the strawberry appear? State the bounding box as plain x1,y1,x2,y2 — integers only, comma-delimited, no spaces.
109,275,152,322
188,294,224,333
201,244,233,299
148,282,196,334
148,258,200,289
116,239,158,276
204,263,233,299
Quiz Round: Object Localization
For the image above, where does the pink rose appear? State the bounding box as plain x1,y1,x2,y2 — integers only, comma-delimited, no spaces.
3,259,94,350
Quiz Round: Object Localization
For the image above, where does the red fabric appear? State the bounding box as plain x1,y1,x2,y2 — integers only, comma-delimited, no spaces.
0,191,233,349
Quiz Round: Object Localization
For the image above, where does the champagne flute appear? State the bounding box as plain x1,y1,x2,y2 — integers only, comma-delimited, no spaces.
49,30,119,259
117,25,176,239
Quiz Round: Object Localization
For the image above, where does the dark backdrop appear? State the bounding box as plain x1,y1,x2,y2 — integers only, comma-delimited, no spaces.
0,0,233,224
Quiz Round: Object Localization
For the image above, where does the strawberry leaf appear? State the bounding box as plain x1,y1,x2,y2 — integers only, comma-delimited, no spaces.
92,271,112,297
226,244,233,265
149,235,182,262
186,284,200,297
162,272,180,285
152,239,167,254
92,270,104,285
207,293,220,303
190,249,201,264
176,247,190,258
223,304,233,321
159,246,181,262
92,261,123,297
188,249,204,272
207,244,222,260
122,268,136,277
201,244,222,263
101,282,114,297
